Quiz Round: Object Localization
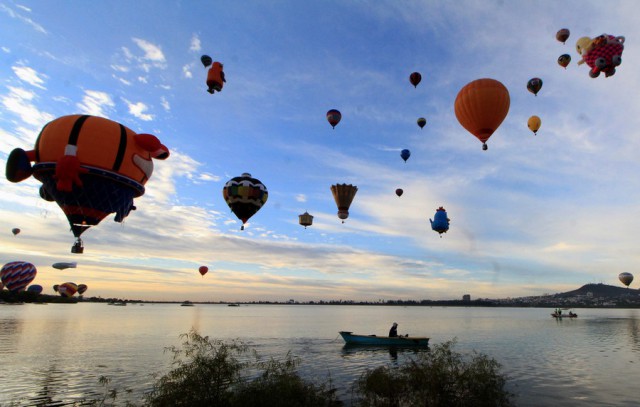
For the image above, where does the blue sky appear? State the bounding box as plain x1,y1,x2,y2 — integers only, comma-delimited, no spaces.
1,0,639,302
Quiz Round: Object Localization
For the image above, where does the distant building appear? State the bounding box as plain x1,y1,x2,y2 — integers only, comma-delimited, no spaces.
462,294,471,302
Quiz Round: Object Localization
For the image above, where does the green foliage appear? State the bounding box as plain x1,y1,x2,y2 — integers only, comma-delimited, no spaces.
353,339,513,407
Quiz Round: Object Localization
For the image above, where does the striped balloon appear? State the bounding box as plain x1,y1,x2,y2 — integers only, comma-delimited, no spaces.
1,261,37,292
58,282,78,297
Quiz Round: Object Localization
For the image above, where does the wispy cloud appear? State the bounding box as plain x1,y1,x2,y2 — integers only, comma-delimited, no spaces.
0,3,46,34
123,99,154,121
1,86,53,127
12,65,47,89
76,90,115,117
189,34,201,52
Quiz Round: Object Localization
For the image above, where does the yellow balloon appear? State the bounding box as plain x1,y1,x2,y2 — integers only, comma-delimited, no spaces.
527,116,541,135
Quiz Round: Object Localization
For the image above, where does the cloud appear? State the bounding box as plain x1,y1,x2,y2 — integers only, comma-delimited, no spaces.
123,99,154,121
1,86,54,127
160,96,170,111
296,194,307,203
76,90,115,117
190,34,201,52
0,3,46,34
182,64,193,79
12,65,47,89
132,38,166,68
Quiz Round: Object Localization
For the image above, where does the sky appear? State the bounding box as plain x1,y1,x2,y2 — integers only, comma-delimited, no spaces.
1,0,639,302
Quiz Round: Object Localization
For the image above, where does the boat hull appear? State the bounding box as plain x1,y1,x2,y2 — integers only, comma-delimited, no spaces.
339,331,429,346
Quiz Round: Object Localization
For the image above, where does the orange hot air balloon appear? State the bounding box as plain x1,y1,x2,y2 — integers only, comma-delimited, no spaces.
454,78,510,151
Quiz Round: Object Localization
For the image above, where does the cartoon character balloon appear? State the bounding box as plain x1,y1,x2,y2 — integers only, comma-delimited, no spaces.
528,116,541,135
5,115,170,253
576,34,625,78
58,282,78,297
206,61,226,93
558,54,571,69
409,72,422,88
199,266,208,277
0,261,37,292
619,272,633,287
400,149,411,162
527,78,543,96
417,118,426,129
299,212,314,229
77,284,88,295
556,28,570,44
331,184,358,223
454,78,510,150
326,109,342,129
223,173,268,230
430,207,450,237
11,228,20,235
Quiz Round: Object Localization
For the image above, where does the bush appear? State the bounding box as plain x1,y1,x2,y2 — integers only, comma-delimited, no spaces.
353,339,513,407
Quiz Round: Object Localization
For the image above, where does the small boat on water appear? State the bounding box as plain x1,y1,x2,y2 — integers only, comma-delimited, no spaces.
339,331,430,346
181,301,194,307
227,303,240,307
551,309,577,318
108,301,127,306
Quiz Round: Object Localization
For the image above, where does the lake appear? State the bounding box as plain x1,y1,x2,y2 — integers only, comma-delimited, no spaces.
0,303,638,406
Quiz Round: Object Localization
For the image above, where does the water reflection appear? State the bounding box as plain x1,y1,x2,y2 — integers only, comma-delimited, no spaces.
340,344,429,363
0,317,23,354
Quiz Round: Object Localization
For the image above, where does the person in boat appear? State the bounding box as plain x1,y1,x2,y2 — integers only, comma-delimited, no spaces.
389,322,398,337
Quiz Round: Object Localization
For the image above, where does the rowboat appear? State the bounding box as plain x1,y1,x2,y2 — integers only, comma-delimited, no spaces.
339,331,429,346
551,312,577,318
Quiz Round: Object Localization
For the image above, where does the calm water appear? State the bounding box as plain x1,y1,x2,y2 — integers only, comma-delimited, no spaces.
1,303,639,406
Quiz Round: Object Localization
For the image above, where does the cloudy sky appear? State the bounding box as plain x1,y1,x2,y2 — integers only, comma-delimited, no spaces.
1,0,639,302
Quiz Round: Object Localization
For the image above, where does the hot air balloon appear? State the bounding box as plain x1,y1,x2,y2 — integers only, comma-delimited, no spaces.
58,282,78,297
619,272,633,287
558,54,571,68
556,28,570,44
199,266,208,277
326,109,341,129
77,284,88,295
400,149,411,162
0,261,37,292
527,78,543,96
395,188,403,197
330,184,358,223
299,212,313,229
417,118,426,129
222,173,268,230
52,262,77,270
528,116,541,135
11,228,20,235
27,284,43,294
454,78,510,151
576,34,625,78
409,72,422,88
53,284,59,292
200,55,212,68
5,115,170,253
429,207,450,237
206,61,226,93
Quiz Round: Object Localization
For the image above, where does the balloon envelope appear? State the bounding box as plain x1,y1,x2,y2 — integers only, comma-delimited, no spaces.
395,188,403,197
400,149,411,162
331,184,358,221
1,261,37,292
27,284,43,294
619,272,633,287
58,282,78,297
430,207,450,236
326,109,341,129
409,72,422,88
454,78,510,149
417,118,426,129
199,266,208,276
299,212,313,228
556,28,570,44
527,78,543,96
558,54,571,68
200,55,212,68
77,283,88,295
11,228,20,235
528,116,541,135
222,173,268,229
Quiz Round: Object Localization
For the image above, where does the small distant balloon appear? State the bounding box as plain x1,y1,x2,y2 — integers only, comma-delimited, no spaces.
53,284,59,292
417,118,426,129
27,284,43,294
556,28,570,44
326,109,341,129
558,54,571,69
200,55,212,68
199,266,208,276
11,228,20,235
527,78,543,96
400,149,411,162
299,212,314,229
619,272,633,287
395,188,403,197
409,72,422,88
58,282,78,297
77,284,88,295
528,116,541,135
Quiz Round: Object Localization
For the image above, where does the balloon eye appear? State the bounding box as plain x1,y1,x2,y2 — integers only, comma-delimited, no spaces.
595,57,607,69
612,55,622,66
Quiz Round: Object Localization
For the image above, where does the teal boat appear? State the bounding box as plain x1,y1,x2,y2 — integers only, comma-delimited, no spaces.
339,331,429,346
